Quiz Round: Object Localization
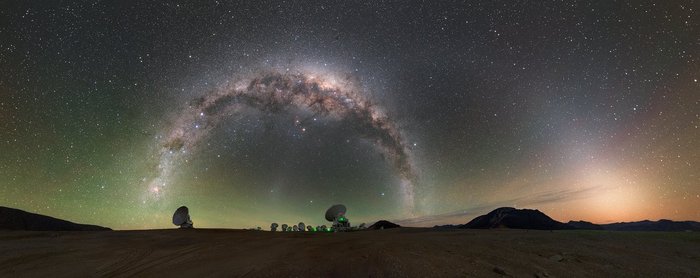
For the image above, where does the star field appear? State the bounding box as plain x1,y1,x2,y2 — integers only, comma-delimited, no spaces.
0,1,697,229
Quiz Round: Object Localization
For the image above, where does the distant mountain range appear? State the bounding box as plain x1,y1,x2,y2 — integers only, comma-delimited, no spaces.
0,206,111,231
594,219,700,231
566,220,604,230
434,207,700,232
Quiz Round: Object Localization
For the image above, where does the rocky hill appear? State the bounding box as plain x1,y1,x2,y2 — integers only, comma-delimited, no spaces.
460,207,573,230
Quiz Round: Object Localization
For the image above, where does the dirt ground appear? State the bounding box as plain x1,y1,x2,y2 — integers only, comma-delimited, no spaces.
1,228,698,277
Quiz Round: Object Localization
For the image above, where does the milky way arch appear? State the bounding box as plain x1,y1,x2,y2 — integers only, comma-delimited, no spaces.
146,70,417,211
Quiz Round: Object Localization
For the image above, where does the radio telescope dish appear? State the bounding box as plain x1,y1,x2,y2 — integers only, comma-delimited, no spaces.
270,223,279,232
281,224,288,232
325,204,347,221
172,206,194,228
298,222,305,232
325,204,351,232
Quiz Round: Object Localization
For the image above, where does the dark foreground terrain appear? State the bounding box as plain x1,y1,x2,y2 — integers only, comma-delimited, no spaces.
1,228,698,277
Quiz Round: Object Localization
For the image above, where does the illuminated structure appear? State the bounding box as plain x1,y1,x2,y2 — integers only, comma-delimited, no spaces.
325,204,351,232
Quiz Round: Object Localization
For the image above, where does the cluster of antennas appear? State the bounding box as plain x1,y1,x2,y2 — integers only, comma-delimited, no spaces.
270,222,332,232
173,204,366,232
269,204,363,232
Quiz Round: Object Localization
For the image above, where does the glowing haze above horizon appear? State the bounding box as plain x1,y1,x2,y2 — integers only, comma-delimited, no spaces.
1,1,698,230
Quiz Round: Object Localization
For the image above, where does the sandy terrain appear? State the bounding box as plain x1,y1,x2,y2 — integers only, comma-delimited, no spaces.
1,228,698,277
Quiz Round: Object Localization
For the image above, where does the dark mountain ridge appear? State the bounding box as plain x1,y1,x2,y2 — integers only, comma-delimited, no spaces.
0,206,111,231
597,219,700,231
567,220,604,230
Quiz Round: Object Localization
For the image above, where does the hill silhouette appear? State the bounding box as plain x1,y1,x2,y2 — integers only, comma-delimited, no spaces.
368,220,401,230
0,206,110,231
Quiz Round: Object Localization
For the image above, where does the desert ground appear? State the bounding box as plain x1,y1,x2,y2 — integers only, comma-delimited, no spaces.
1,228,698,277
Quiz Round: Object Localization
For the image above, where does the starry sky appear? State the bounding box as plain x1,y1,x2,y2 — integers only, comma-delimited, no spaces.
0,1,698,230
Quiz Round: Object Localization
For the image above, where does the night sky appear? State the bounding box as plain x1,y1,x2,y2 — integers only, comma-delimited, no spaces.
1,1,698,230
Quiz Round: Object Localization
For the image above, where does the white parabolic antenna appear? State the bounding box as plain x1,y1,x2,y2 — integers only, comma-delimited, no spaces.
325,204,347,221
172,206,191,227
